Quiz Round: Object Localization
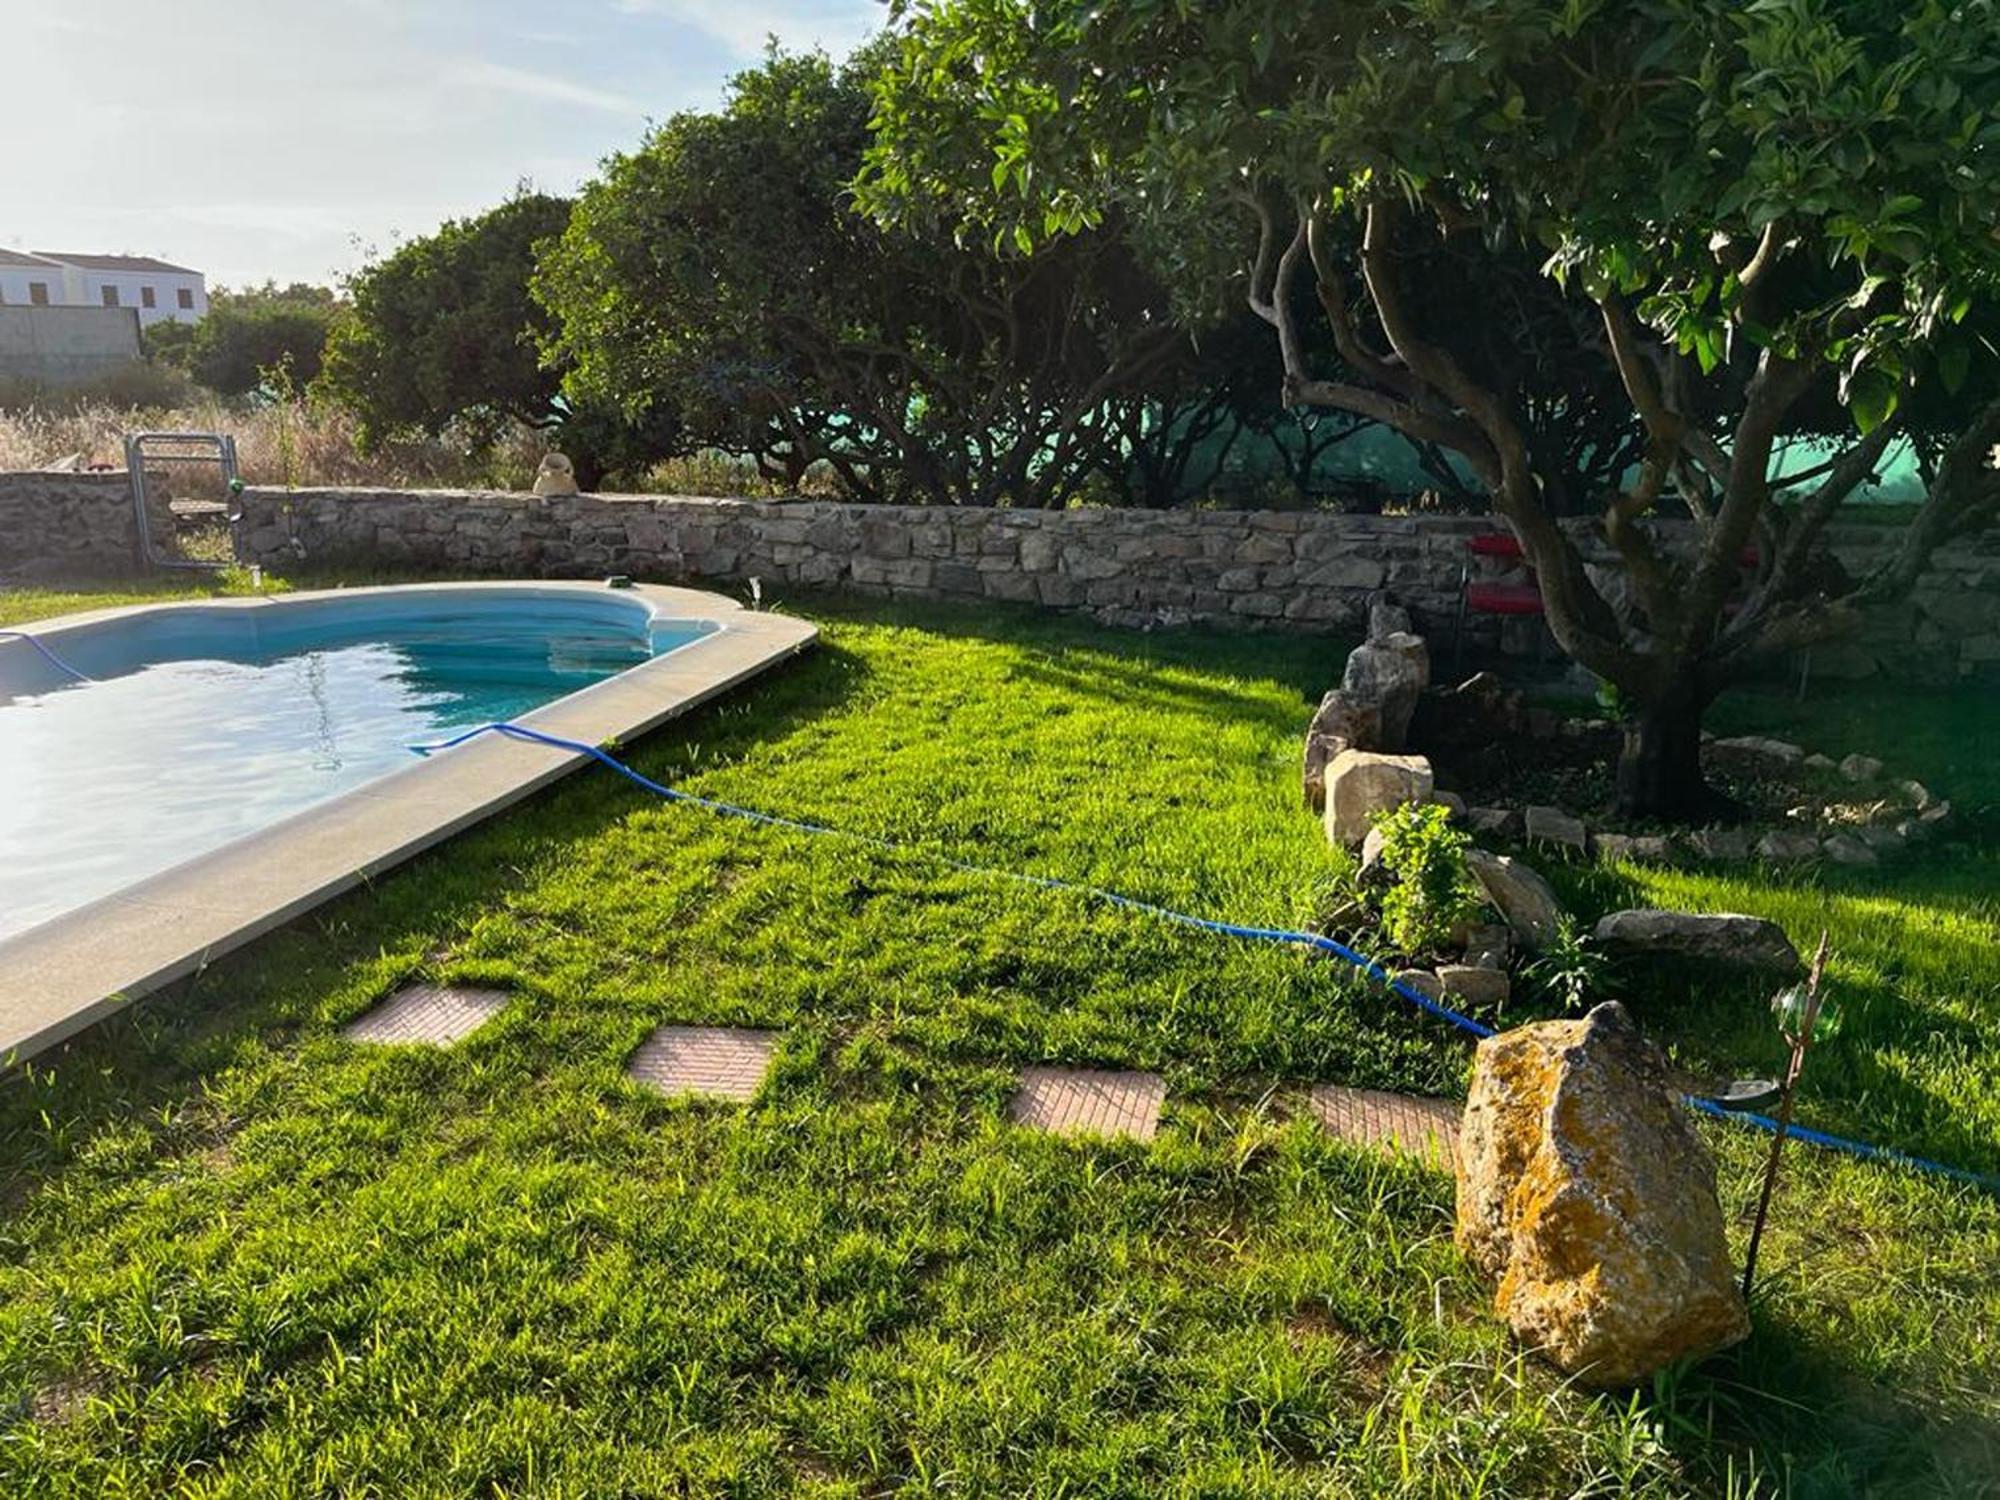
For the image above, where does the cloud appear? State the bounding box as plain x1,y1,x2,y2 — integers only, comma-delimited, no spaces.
441,58,646,116
611,0,881,58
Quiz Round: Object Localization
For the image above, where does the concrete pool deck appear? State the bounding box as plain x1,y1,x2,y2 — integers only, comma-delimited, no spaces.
0,581,817,1067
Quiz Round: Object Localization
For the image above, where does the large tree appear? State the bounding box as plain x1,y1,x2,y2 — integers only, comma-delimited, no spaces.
539,47,1189,506
865,0,2000,818
320,193,575,449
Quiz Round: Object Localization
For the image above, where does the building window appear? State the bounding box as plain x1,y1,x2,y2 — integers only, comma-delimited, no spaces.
101,285,120,307
177,288,194,310
29,282,49,305
141,286,157,309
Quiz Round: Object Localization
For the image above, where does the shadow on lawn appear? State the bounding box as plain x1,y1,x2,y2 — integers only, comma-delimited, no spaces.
0,638,866,1210
1480,834,2000,1176
1648,1309,2000,1494
790,587,1351,710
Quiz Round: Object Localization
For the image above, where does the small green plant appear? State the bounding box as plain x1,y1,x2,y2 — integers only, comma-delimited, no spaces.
1593,674,1633,720
1743,932,1842,1300
1523,913,1607,1013
259,352,303,490
1372,801,1478,958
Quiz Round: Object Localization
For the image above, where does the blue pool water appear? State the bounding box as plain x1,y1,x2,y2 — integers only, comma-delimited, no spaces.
0,590,713,941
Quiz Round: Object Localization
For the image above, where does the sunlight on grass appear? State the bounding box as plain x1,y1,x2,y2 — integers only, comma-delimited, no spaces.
0,584,1994,1495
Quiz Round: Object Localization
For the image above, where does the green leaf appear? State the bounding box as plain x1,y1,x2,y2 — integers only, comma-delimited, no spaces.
1845,366,1899,434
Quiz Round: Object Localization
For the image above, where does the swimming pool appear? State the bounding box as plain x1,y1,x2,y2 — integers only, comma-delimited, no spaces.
0,582,817,1063
0,588,716,941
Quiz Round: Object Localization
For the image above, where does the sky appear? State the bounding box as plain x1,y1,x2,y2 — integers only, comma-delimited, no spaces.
0,0,883,289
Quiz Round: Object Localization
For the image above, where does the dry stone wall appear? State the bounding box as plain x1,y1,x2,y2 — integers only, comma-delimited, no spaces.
236,487,1461,634
231,487,2000,675
0,472,140,577
3,472,1995,677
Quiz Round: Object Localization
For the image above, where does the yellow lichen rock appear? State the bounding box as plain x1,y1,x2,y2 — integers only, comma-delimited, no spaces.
1455,1002,1749,1388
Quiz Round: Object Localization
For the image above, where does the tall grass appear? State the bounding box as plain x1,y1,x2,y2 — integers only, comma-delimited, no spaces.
0,395,848,498
0,396,550,490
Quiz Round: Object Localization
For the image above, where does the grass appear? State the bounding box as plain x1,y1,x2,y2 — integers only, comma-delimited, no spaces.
0,578,1995,1496
0,397,841,497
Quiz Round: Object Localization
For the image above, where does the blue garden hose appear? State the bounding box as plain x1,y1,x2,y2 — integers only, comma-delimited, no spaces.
413,717,1994,1194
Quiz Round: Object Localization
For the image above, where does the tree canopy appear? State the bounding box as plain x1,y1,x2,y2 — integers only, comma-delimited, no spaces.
319,193,574,449
145,282,339,397
538,47,1198,506
866,0,2000,816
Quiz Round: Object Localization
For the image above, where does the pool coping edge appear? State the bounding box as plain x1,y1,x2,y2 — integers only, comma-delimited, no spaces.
0,580,817,1068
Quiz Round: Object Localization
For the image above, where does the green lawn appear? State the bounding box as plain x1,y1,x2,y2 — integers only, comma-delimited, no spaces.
1,579,1995,1497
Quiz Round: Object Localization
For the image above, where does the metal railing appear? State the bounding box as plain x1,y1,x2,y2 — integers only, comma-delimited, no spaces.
124,431,240,571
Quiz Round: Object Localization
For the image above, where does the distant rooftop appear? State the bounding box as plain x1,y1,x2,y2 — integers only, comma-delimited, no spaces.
0,248,62,269
32,252,201,275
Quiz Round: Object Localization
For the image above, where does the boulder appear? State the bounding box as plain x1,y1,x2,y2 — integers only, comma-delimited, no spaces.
1709,735,1806,772
1437,963,1511,1008
1358,825,1389,882
1394,967,1442,999
1464,848,1565,953
1434,789,1468,821
1342,639,1427,752
1525,804,1589,854
1838,752,1884,782
1461,923,1512,970
1372,630,1432,688
1455,1002,1750,1388
1685,827,1753,863
1368,593,1414,641
1821,832,1878,867
1592,908,1802,976
1467,805,1520,839
1755,830,1822,863
1856,821,1910,852
1302,690,1381,811
1324,750,1435,846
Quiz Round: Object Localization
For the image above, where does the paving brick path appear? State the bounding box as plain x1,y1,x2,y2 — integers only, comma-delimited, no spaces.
340,997,1459,1164
628,1025,779,1101
1308,1085,1460,1166
342,984,508,1046
1009,1066,1167,1142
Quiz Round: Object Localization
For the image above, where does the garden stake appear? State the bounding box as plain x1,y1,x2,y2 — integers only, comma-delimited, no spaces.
1741,930,1831,1301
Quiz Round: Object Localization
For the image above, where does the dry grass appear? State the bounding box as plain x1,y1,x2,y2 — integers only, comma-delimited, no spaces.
0,396,846,498
0,397,549,490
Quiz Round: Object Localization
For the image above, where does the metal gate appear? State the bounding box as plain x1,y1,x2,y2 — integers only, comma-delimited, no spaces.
124,431,241,571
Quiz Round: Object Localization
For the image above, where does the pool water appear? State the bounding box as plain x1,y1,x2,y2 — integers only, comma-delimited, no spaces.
0,592,713,941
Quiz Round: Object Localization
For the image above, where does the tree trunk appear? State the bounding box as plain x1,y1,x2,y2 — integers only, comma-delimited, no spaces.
1616,677,1739,823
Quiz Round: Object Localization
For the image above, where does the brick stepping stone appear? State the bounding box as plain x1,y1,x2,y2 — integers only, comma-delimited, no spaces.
1309,1085,1460,1166
1010,1066,1165,1142
627,1025,779,1101
343,984,508,1046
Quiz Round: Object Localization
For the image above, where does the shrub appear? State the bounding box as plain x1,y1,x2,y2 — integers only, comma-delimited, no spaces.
1371,801,1478,959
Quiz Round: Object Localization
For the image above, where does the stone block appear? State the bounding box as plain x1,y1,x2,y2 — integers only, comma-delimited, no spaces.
1323,750,1434,845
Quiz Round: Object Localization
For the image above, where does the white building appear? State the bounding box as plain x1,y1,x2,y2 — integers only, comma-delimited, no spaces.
0,249,207,327
0,249,68,313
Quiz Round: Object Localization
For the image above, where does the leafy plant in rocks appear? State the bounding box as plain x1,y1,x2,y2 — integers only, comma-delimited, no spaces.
1372,801,1479,959
1523,913,1609,1015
